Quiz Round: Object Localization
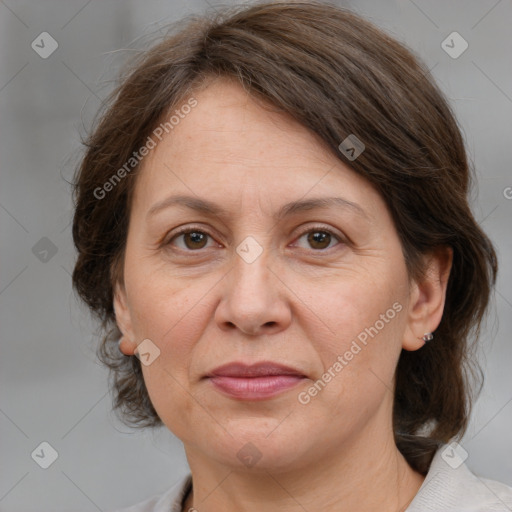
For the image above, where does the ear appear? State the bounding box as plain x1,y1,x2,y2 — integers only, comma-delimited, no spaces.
113,281,138,356
402,247,453,351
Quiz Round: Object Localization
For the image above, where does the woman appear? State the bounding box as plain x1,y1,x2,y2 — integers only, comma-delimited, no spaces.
71,1,512,511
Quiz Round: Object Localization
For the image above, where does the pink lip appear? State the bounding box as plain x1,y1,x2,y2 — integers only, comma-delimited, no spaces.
206,362,306,400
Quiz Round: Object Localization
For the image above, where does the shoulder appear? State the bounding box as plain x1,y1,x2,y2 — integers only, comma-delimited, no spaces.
109,474,192,512
407,443,512,512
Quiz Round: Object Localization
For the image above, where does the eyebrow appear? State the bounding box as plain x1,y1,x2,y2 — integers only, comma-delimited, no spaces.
147,194,368,221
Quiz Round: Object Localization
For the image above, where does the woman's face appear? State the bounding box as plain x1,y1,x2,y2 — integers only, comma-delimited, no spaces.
114,78,432,471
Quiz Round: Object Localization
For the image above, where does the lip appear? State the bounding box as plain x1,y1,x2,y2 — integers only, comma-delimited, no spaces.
205,361,307,400
207,361,305,378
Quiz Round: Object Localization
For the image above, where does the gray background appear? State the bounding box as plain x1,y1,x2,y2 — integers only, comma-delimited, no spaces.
1,0,511,510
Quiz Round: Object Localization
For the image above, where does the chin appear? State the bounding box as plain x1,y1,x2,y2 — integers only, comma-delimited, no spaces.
199,420,316,473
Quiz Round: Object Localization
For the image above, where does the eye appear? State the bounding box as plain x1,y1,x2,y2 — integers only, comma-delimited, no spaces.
166,228,216,251
164,225,343,253
293,227,342,251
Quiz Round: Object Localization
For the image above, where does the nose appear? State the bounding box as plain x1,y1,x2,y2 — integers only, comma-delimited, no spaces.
214,246,292,337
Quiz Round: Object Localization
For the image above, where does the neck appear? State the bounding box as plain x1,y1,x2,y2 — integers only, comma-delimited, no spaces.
182,427,425,512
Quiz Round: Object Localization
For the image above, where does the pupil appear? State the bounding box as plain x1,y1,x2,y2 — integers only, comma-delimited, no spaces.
187,232,206,248
309,231,330,249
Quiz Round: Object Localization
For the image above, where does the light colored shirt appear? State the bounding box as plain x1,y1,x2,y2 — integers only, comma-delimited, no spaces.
111,445,512,511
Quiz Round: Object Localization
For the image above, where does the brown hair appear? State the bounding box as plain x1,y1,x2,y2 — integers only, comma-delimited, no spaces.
72,0,497,474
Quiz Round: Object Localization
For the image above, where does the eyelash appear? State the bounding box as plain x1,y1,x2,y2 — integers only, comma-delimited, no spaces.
163,225,344,253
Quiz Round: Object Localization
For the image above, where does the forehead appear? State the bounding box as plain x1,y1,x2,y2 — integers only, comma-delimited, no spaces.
132,78,380,216
163,78,334,164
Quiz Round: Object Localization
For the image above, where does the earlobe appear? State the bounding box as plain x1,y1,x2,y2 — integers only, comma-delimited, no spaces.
118,336,136,356
402,322,426,352
402,247,453,352
113,283,137,356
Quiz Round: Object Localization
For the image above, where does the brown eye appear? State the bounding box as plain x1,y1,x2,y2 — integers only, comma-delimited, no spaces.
307,231,332,250
294,228,341,251
183,231,208,249
168,230,213,251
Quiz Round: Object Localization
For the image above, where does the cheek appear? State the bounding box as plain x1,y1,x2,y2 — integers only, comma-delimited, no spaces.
124,269,218,426
300,265,407,352
126,260,208,345
297,268,408,414
299,280,405,429
141,362,198,443
135,295,209,439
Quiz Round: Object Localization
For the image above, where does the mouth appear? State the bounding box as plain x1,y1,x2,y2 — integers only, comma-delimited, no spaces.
204,361,307,401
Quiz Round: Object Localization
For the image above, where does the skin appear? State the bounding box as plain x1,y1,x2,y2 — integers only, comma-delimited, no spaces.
114,78,452,512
